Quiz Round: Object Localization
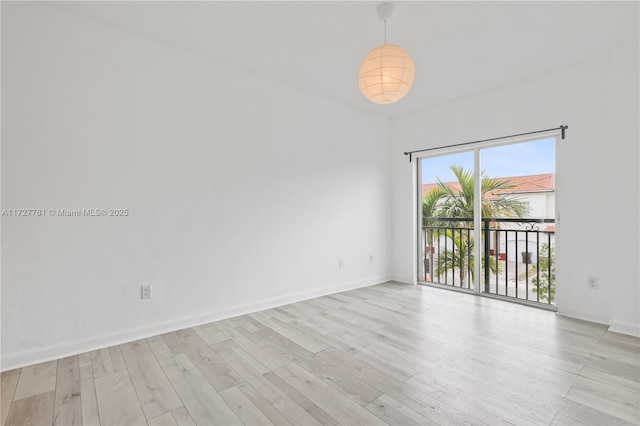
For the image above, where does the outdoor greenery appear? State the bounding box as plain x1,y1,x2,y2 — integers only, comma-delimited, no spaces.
433,228,499,285
531,243,555,303
423,165,529,286
423,165,528,223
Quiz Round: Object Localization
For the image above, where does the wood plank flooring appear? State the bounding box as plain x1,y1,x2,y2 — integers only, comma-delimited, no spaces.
2,282,639,425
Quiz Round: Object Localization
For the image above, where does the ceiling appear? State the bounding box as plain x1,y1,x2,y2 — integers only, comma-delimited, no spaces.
51,1,639,118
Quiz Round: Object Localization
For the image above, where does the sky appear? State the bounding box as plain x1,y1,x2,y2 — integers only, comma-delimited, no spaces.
421,138,555,184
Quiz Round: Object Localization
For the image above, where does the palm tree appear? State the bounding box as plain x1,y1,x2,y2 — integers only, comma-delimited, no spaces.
422,185,447,226
435,228,499,285
424,165,529,286
433,165,528,221
421,186,448,279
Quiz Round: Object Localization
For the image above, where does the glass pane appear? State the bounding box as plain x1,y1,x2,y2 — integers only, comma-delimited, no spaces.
479,138,556,305
419,152,475,289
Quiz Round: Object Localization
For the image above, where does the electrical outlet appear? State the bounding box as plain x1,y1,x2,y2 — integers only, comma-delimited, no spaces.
369,255,374,263
338,259,344,269
587,276,598,290
141,284,152,299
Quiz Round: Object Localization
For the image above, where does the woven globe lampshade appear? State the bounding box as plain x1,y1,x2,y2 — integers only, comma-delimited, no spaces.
358,44,415,104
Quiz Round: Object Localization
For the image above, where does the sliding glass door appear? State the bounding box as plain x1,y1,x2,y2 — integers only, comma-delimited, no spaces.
417,137,557,307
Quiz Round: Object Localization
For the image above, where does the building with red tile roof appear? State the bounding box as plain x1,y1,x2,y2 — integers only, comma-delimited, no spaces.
422,173,554,197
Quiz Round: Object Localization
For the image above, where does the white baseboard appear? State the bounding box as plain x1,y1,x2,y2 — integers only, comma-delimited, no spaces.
1,276,391,372
555,308,611,328
389,275,415,285
609,319,640,337
540,308,640,337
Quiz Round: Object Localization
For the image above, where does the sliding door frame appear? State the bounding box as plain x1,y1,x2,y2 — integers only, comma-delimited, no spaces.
414,130,561,300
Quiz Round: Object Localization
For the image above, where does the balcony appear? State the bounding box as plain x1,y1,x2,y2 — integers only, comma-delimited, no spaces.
421,217,556,306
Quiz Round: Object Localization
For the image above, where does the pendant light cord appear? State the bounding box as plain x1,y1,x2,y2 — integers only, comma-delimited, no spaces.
384,19,387,44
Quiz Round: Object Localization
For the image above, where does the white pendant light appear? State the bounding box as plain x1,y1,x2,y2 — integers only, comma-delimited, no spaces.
358,3,415,105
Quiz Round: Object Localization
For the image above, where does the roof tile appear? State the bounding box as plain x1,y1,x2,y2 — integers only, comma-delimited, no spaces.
422,173,554,196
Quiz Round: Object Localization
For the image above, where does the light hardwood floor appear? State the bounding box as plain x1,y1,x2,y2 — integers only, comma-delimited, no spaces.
2,282,639,425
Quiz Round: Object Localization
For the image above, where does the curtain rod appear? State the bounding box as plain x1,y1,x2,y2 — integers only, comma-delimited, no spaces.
403,125,567,162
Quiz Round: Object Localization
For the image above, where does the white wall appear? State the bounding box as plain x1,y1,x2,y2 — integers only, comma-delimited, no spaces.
391,38,639,335
1,3,392,369
546,192,555,220
607,39,640,336
531,192,549,219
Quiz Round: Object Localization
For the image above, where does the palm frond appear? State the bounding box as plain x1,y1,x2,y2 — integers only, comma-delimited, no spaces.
422,186,447,226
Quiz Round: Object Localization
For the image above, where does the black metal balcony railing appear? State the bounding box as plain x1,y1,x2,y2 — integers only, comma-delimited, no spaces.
421,217,556,306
